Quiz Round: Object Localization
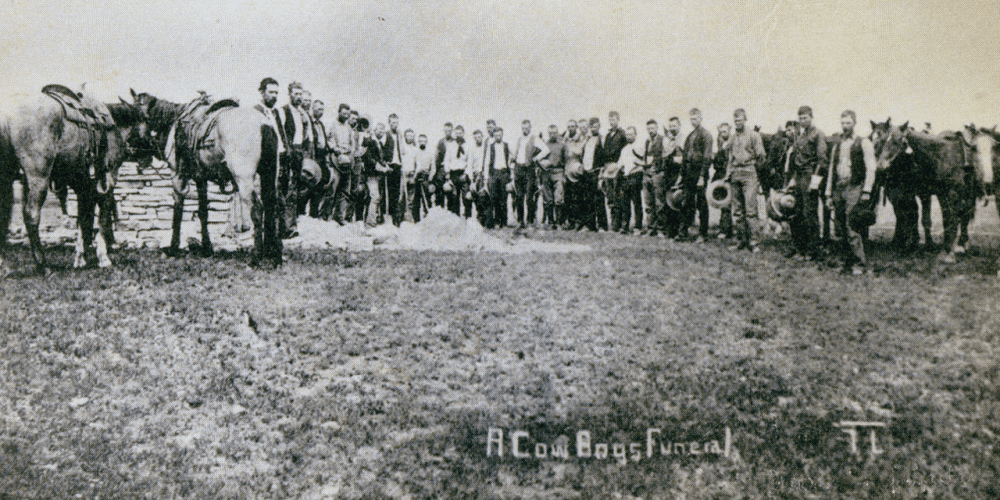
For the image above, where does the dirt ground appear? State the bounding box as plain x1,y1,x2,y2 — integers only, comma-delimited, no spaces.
1,218,1000,498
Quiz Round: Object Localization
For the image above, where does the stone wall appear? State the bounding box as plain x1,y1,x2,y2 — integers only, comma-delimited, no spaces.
65,161,235,248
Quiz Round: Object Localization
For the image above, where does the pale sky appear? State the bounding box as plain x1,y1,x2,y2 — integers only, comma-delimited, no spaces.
2,0,998,140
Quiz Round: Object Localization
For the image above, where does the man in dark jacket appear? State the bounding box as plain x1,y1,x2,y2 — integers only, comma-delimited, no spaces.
600,111,628,232
713,122,732,239
683,108,714,241
786,105,827,260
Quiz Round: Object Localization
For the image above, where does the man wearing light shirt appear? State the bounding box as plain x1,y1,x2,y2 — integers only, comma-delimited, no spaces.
725,108,766,252
413,134,436,222
385,113,404,225
399,129,422,223
467,129,488,224
275,81,309,238
824,110,877,275
617,126,645,234
323,103,355,224
580,117,603,232
513,120,549,229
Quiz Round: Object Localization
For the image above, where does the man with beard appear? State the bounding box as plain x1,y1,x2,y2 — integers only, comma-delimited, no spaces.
361,119,389,227
467,129,488,223
600,112,628,232
413,134,436,222
786,105,827,260
683,108,714,243
641,119,665,236
301,99,330,218
398,129,422,223
252,78,286,243
713,122,733,239
824,110,877,275
725,108,766,253
321,103,354,224
384,113,404,225
349,110,366,222
443,125,471,216
660,117,685,238
486,127,512,228
433,123,455,208
512,120,549,228
299,90,316,159
563,120,586,230
275,81,309,238
538,124,568,229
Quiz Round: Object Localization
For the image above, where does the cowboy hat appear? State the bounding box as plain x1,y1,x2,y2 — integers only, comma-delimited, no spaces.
848,201,876,231
767,192,795,222
666,187,688,212
706,180,732,210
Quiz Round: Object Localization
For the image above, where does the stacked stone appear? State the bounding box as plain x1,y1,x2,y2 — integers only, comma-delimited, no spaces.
65,162,233,248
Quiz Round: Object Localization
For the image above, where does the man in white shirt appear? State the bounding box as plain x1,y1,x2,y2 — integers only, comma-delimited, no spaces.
824,109,877,275
512,120,549,228
323,103,355,224
385,113,404,225
443,125,470,216
413,134,436,222
467,129,488,224
617,126,645,233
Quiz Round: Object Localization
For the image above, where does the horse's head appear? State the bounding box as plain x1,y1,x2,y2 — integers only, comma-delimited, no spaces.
872,118,910,171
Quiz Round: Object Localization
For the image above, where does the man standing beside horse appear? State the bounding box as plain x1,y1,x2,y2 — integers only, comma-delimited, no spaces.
825,110,877,275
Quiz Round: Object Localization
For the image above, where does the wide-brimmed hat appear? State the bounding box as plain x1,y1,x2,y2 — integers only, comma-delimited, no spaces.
706,180,732,210
767,192,795,222
666,187,688,212
848,202,876,231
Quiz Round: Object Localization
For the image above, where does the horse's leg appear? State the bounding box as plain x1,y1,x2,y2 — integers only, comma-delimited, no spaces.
21,167,50,273
0,174,14,277
197,180,212,256
167,179,186,257
939,192,958,263
95,192,114,268
73,185,97,269
920,193,935,251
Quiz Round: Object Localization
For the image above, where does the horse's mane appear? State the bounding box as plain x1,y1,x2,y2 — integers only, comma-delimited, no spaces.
105,102,144,128
905,129,948,154
143,95,184,134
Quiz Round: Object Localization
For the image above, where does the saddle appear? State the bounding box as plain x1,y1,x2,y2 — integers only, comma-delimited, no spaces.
42,84,115,131
168,93,239,186
174,92,239,156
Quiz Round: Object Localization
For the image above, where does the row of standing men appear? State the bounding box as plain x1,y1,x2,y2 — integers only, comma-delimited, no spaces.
255,80,876,274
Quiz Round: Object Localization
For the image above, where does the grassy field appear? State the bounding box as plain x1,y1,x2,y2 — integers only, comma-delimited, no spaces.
1,229,999,499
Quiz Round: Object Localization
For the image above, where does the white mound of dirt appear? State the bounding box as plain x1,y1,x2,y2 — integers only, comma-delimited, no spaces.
284,208,591,254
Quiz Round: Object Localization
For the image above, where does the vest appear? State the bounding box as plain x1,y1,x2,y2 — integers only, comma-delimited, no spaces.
489,142,511,173
832,137,867,186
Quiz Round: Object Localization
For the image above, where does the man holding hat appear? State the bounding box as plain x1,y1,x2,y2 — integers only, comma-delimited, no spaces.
322,103,355,224
725,108,766,252
825,110,877,275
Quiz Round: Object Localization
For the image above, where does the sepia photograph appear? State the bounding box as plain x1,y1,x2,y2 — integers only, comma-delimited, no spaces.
1,0,1000,497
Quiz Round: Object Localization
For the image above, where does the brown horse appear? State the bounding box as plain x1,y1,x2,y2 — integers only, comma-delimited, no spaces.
0,92,145,277
129,90,281,267
872,119,976,263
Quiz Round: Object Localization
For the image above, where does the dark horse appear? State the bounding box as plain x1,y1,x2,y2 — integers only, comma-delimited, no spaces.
0,91,145,277
872,119,976,263
129,90,281,267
